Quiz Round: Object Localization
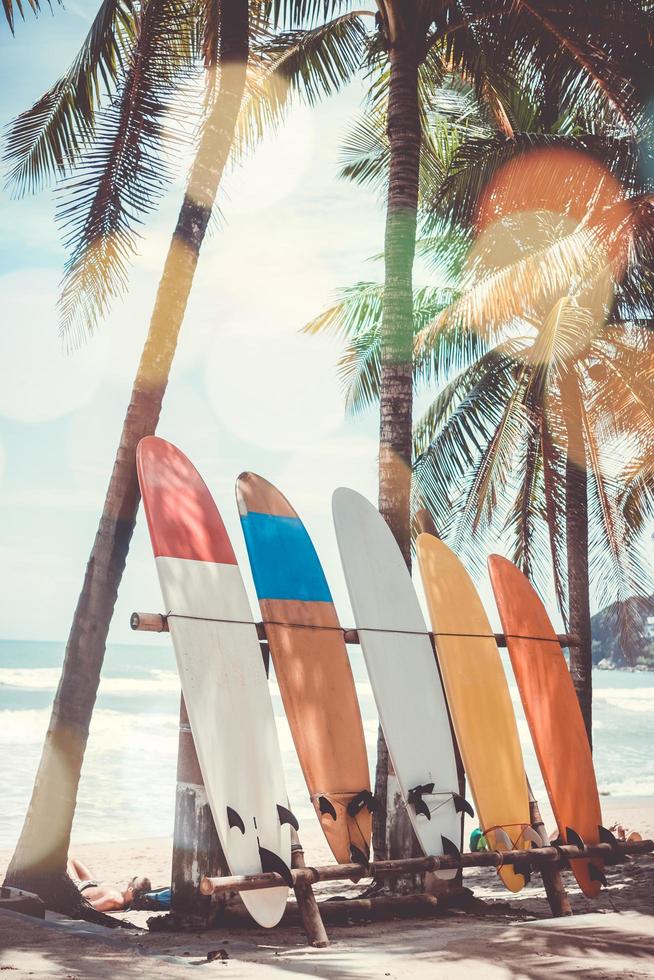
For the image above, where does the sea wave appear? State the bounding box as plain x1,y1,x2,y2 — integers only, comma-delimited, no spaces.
593,687,654,713
0,667,180,694
0,707,179,745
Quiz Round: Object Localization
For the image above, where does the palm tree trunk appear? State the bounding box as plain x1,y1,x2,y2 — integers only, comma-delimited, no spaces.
373,19,422,876
562,374,593,747
4,1,249,910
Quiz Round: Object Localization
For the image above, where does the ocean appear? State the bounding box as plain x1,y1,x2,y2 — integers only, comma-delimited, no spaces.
1,638,653,851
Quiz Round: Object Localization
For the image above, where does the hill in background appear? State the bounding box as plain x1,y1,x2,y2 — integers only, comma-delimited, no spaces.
591,595,654,669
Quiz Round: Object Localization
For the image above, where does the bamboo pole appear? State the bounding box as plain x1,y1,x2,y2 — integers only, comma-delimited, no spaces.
527,782,572,917
290,830,329,947
200,839,652,896
130,613,580,650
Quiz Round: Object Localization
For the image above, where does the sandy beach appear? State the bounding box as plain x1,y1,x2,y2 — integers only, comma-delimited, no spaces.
1,795,653,978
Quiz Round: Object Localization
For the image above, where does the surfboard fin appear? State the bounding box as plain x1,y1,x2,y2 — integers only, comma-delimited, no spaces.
441,835,461,861
226,806,245,834
347,790,379,817
317,796,337,821
493,828,513,850
565,827,585,850
588,862,608,887
522,826,544,848
598,825,618,846
258,846,293,887
452,794,474,818
277,804,299,830
408,783,435,820
350,844,369,866
515,866,531,885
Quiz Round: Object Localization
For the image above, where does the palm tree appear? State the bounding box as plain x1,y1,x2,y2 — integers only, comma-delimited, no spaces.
287,0,653,865
310,122,654,745
412,296,654,746
3,1,371,910
2,0,251,912
412,116,654,741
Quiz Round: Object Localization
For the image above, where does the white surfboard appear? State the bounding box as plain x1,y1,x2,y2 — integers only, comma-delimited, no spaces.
137,436,292,927
332,488,466,875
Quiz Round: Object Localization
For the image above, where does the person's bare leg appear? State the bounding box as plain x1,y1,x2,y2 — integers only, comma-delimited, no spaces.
71,858,94,881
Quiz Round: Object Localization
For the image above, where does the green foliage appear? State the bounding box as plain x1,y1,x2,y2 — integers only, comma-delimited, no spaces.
3,1,375,341
5,0,139,194
2,0,60,35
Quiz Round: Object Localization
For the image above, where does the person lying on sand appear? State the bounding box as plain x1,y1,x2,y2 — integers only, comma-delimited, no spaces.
67,857,151,912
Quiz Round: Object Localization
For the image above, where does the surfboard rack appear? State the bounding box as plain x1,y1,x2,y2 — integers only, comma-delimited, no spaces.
199,837,653,895
132,607,647,942
130,612,581,650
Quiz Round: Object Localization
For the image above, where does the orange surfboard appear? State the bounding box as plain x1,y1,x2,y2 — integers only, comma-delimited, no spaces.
488,555,604,898
417,533,534,892
237,473,372,865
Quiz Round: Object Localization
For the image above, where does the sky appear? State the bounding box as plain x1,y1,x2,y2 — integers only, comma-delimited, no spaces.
0,3,564,646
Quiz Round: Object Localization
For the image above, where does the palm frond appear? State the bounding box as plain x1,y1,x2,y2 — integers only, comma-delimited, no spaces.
433,132,640,232
235,10,370,155
56,0,197,344
582,397,652,663
415,225,604,353
269,0,352,30
4,0,139,194
504,411,546,584
338,328,380,414
3,0,58,35
540,407,569,618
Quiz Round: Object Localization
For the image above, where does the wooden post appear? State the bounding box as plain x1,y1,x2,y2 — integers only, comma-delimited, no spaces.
528,782,572,917
290,829,329,947
170,694,228,923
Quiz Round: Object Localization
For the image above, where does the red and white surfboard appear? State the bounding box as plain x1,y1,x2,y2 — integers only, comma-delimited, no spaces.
137,436,292,927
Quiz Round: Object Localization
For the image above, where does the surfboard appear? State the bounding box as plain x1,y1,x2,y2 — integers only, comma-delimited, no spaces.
416,533,534,892
488,554,605,897
137,436,292,927
332,488,465,877
237,472,373,865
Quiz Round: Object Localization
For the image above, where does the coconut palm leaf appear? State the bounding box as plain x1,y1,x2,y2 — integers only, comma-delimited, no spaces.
539,406,569,619
414,224,604,354
339,69,486,206
304,279,464,412
268,0,353,30
3,0,58,35
4,0,139,194
582,399,652,658
503,409,546,584
260,10,370,104
620,455,654,536
56,0,198,344
432,131,642,232
234,10,371,160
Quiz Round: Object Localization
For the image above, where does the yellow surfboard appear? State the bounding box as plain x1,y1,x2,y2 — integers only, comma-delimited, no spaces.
417,533,532,892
